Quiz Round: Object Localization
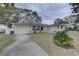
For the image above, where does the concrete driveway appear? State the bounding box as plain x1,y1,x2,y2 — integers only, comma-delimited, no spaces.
0,25,48,56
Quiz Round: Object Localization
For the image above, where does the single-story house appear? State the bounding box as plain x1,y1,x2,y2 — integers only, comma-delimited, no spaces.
32,23,48,33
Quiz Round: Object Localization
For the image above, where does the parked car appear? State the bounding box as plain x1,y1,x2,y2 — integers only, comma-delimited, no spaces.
0,24,7,33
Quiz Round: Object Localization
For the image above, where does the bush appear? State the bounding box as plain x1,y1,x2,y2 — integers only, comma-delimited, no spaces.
65,27,74,31
68,27,73,31
54,31,74,48
65,27,69,32
32,26,37,33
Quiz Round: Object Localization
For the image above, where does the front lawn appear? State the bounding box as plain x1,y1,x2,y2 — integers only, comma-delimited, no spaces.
0,34,15,52
68,31,79,52
32,33,54,55
32,32,79,56
68,31,79,38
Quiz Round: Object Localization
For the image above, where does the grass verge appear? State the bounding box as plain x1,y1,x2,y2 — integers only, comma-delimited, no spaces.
0,34,15,52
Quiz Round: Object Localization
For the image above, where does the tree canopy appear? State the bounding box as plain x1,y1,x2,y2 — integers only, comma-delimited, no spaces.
0,3,42,25
69,3,79,23
69,3,79,13
54,18,64,25
0,3,15,24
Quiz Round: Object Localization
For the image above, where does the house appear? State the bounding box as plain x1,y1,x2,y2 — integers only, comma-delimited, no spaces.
58,15,77,30
63,15,76,24
32,23,48,33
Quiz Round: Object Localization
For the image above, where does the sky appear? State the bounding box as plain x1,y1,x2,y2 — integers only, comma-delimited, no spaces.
15,3,72,24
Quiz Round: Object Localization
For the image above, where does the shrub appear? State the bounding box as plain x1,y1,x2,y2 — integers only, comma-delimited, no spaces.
65,27,69,32
65,27,74,31
73,25,77,31
54,31,74,48
68,27,73,31
32,26,37,33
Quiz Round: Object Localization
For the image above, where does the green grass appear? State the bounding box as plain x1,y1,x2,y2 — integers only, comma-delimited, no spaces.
32,32,79,56
68,31,79,38
68,31,79,51
0,34,15,52
32,32,54,55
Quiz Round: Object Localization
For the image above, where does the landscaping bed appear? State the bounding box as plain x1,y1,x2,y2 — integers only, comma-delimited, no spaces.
0,34,15,52
54,31,74,48
32,32,79,56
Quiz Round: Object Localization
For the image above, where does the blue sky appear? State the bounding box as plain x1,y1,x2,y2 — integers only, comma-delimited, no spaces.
15,3,72,24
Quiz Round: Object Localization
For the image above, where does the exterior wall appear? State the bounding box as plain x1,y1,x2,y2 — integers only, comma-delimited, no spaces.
44,25,65,33
14,24,33,34
43,26,48,32
66,24,74,29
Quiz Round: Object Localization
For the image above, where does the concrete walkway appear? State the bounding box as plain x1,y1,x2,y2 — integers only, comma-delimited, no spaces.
0,26,48,56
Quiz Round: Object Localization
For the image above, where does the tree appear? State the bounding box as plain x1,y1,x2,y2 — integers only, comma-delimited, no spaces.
0,3,15,24
69,3,79,23
23,10,42,24
0,3,21,24
54,18,63,25
69,3,79,13
38,16,42,23
3,3,15,8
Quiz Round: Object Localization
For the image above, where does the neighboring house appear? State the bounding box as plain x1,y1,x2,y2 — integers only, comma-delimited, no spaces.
63,15,76,24
56,15,77,29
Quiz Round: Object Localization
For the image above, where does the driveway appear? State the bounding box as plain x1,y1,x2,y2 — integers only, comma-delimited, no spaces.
0,25,48,56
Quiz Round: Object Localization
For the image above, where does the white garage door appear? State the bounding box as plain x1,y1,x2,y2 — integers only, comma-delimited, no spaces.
15,26,32,34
